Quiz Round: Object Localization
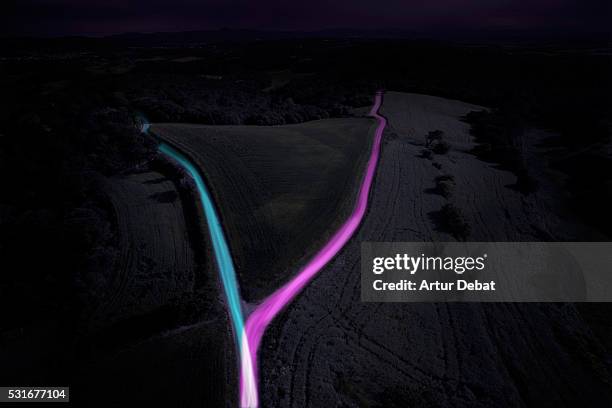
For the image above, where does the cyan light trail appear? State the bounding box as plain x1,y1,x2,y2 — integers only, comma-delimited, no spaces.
149,129,255,405
240,91,387,407
147,91,385,408
157,142,246,344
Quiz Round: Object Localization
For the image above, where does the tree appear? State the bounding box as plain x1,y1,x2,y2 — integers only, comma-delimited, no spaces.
425,130,444,147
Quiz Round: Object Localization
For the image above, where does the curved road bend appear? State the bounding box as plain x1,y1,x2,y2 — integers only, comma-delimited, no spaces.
240,91,387,407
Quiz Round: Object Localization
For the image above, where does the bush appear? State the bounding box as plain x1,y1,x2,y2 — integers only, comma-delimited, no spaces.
430,203,470,240
425,130,444,147
419,149,433,159
434,175,455,198
432,141,451,155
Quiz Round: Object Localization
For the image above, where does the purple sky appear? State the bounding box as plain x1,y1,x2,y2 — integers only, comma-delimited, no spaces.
4,0,610,37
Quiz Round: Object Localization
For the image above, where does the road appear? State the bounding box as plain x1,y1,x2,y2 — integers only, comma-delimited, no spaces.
152,91,387,408
240,91,387,407
157,142,246,348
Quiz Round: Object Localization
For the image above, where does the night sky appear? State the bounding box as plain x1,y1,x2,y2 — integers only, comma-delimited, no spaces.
3,0,610,37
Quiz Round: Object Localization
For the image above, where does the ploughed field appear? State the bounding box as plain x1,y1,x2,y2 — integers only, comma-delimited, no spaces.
95,171,196,326
80,171,234,407
152,118,376,301
0,169,234,407
257,92,612,407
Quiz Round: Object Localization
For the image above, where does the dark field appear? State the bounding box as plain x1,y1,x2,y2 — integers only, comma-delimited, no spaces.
0,166,235,407
152,118,376,301
258,91,612,407
0,30,610,408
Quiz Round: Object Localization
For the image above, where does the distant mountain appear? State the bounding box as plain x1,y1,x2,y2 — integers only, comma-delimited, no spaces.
106,28,422,45
1,27,608,50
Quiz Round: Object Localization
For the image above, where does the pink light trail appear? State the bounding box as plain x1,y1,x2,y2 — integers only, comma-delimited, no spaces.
240,91,387,407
